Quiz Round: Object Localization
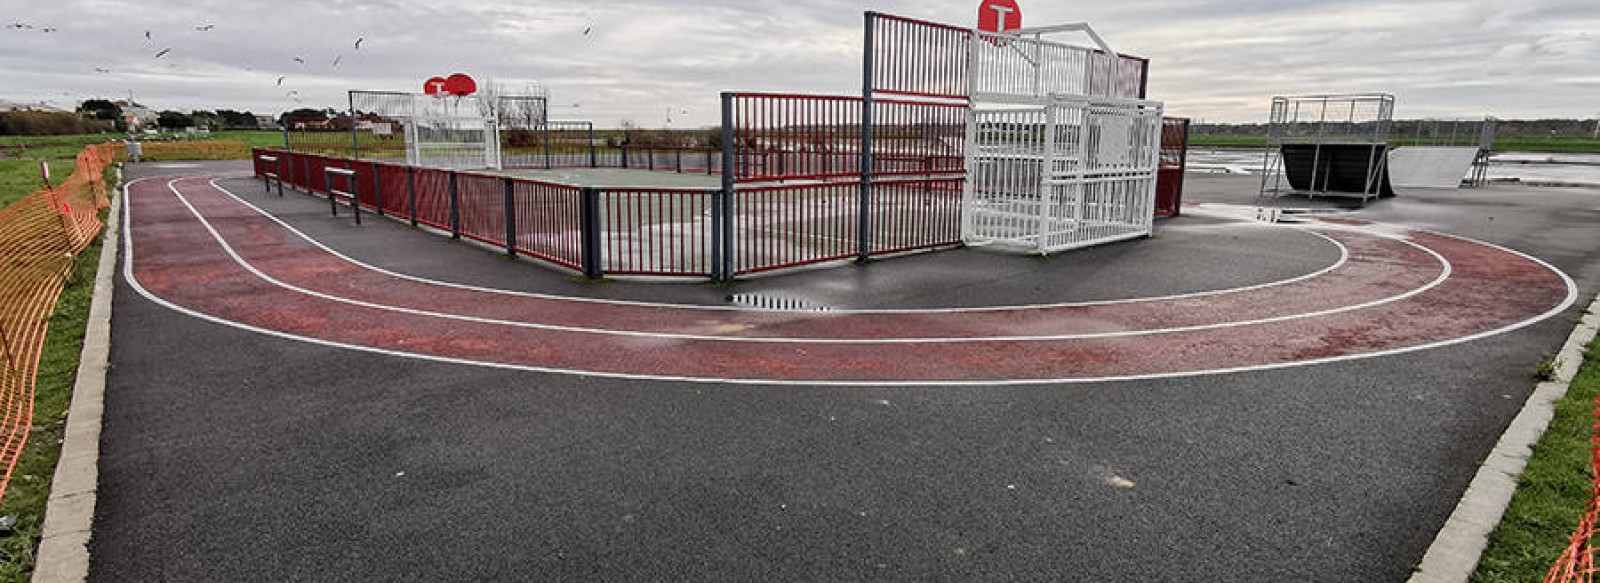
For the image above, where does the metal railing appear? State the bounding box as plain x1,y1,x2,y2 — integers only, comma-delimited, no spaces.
255,148,967,280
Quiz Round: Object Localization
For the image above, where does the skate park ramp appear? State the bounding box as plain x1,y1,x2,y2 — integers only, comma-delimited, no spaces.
1280,143,1396,197
1387,146,1480,189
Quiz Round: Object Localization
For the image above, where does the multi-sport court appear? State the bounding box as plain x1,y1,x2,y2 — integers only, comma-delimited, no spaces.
84,8,1600,583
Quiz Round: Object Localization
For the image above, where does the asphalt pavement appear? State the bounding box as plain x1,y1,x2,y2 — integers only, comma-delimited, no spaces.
88,161,1600,582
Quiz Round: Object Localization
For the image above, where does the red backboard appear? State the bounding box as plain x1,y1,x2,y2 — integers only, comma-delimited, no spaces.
423,76,448,96
977,0,1022,33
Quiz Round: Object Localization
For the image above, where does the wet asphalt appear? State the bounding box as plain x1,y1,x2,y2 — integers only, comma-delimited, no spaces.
90,161,1600,582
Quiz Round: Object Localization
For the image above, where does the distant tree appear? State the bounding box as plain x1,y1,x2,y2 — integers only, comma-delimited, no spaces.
279,108,327,126
190,110,220,131
156,110,194,130
76,99,125,131
214,109,258,129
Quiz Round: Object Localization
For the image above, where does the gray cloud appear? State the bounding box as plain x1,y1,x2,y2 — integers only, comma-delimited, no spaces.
1,0,1595,125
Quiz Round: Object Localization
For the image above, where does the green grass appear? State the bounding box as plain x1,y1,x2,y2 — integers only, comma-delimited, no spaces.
0,160,77,209
1189,133,1600,154
1472,334,1600,583
0,186,110,579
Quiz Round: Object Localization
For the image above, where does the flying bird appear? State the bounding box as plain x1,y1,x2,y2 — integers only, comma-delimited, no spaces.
195,24,214,31
94,67,111,73
354,37,364,50
42,27,57,33
144,30,151,40
276,75,285,86
583,26,592,36
331,55,342,67
293,56,305,64
8,23,34,30
154,48,172,58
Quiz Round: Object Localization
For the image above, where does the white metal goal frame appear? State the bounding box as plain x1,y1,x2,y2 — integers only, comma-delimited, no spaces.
962,24,1164,254
349,90,549,171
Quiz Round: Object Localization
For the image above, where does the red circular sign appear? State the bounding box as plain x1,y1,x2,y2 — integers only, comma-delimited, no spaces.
423,76,448,96
443,73,477,96
977,0,1022,33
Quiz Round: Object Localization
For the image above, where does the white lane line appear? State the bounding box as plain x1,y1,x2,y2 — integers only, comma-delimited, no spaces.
206,176,1352,314
124,178,1583,386
163,178,1454,344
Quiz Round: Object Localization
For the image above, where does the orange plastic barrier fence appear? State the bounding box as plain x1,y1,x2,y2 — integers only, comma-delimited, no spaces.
1545,396,1600,583
0,143,115,504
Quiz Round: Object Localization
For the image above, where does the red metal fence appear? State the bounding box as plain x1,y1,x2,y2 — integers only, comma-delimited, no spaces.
725,92,966,185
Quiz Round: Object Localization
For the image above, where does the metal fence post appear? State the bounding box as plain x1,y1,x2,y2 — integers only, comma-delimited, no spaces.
407,166,418,227
588,124,598,168
543,123,553,170
579,187,603,279
718,92,736,281
859,11,877,261
706,149,714,176
620,145,629,169
282,124,291,151
503,178,518,256
371,161,384,217
448,171,460,239
348,91,361,160
676,148,683,173
648,147,655,171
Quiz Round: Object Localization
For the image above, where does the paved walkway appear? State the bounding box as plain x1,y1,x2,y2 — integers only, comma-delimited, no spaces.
88,162,1600,582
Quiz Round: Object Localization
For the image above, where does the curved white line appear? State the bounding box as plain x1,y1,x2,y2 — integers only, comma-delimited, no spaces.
123,177,1585,386
205,176,1353,314
156,178,1453,344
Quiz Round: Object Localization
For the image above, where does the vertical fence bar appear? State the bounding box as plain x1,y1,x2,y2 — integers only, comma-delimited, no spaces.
716,92,735,281
348,91,360,159
588,124,598,168
859,11,876,262
544,123,553,169
448,171,460,239
370,161,383,216
503,178,518,256
407,166,418,226
580,187,603,279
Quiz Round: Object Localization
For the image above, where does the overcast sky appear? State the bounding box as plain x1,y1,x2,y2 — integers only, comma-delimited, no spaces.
1,0,1596,126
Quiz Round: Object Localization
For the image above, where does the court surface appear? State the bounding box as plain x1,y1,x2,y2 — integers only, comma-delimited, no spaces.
92,161,1600,582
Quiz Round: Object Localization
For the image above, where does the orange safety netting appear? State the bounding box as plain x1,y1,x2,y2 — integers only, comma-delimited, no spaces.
0,143,115,504
1545,396,1600,583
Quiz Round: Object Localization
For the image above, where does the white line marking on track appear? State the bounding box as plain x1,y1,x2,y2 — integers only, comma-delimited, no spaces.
207,176,1353,314
156,178,1453,344
118,175,1581,386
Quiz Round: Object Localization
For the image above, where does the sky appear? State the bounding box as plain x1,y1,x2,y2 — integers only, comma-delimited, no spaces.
1,0,1596,127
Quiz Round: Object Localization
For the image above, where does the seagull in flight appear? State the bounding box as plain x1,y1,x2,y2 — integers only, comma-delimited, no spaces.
354,37,364,50
276,76,285,86
331,55,342,67
144,30,151,40
293,56,305,64
195,24,214,31
94,67,111,73
583,26,592,36
154,48,172,58
42,27,57,33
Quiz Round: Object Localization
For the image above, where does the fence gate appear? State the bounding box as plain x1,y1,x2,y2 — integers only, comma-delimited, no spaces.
962,25,1163,254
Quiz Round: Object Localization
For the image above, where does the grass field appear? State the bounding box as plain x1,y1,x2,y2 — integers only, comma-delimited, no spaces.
1472,332,1600,583
1190,134,1600,154
0,150,118,579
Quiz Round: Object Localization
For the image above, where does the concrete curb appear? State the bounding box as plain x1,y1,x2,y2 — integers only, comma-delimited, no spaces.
1409,292,1600,583
31,171,123,583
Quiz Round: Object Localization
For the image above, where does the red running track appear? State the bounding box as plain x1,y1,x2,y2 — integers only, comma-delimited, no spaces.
122,175,1578,385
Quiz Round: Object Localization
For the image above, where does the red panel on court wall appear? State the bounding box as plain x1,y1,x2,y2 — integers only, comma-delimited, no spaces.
423,76,447,96
444,74,477,96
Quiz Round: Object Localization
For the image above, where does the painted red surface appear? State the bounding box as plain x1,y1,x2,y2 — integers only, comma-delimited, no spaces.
125,176,1574,383
977,0,1022,33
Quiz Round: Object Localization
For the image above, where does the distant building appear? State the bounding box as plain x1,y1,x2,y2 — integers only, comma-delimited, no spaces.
114,101,158,131
254,114,280,130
